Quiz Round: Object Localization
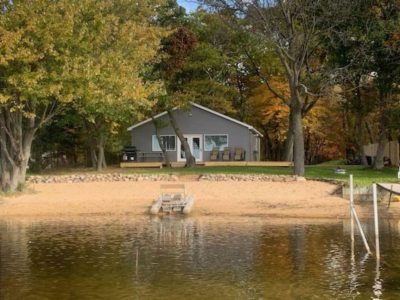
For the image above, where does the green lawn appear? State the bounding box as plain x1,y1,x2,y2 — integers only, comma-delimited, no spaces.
32,164,400,187
304,165,399,186
121,164,399,186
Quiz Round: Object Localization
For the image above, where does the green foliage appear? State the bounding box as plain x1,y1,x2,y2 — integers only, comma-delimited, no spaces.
67,0,168,169
123,165,399,186
71,0,167,123
0,0,77,110
4,0,400,176
0,0,167,130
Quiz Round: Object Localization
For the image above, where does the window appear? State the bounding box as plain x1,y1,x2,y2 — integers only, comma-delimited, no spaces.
204,135,228,151
152,135,176,151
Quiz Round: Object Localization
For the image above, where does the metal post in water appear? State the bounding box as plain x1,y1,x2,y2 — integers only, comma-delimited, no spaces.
351,206,372,254
373,184,380,260
373,253,382,298
136,247,139,276
350,175,355,261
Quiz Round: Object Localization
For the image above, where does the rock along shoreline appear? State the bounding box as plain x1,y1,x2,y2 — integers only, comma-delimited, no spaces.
27,173,306,184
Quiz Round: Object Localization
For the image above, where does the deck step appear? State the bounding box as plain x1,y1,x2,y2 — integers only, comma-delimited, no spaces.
120,162,163,168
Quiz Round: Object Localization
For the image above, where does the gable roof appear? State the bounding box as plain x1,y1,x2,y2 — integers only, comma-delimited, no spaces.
127,102,263,137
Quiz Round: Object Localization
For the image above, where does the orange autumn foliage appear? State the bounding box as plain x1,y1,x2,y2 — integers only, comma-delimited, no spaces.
303,97,347,163
247,77,346,162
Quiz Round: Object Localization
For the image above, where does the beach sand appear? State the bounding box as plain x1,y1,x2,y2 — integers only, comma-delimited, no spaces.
0,180,352,219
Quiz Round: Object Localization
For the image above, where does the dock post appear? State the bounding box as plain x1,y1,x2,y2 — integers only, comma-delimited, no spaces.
348,175,372,255
350,174,355,261
373,184,380,260
351,206,372,254
136,247,139,276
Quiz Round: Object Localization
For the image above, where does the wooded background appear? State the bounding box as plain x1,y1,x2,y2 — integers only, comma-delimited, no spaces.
0,0,399,192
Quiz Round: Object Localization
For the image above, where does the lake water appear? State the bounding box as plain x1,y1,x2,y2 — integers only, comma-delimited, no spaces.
1,215,400,300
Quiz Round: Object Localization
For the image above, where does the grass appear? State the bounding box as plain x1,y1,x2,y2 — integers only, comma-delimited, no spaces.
304,165,399,186
125,165,399,186
31,163,400,187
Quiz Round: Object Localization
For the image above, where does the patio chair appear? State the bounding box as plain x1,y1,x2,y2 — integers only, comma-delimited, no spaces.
222,147,231,161
210,147,219,161
234,147,245,161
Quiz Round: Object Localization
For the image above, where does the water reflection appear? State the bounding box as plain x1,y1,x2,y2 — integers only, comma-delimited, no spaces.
0,216,400,300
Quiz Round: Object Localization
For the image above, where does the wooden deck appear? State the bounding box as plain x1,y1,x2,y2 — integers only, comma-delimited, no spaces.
120,161,292,168
170,162,205,168
120,162,163,168
203,161,293,167
377,183,400,207
377,183,400,195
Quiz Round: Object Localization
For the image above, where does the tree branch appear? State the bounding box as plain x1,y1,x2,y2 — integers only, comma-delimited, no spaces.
302,95,320,115
243,48,289,104
0,134,16,167
37,100,63,128
0,110,19,153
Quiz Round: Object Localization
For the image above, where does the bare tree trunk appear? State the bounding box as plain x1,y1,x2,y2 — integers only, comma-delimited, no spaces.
96,134,106,171
85,120,107,172
354,116,369,166
167,110,195,167
355,139,368,166
373,130,387,170
152,118,171,167
234,70,247,122
373,92,388,170
102,151,107,169
90,144,98,168
84,121,98,168
292,102,305,176
365,121,374,144
263,133,272,160
283,109,294,161
0,109,36,192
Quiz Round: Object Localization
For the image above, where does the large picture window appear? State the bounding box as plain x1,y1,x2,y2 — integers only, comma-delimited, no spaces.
152,135,176,151
204,134,228,151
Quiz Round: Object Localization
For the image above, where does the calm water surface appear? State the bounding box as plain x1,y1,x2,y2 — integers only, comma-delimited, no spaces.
1,216,400,300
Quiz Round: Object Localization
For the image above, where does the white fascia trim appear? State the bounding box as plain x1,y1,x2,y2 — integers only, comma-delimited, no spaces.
249,127,264,138
127,106,183,131
127,102,264,137
127,111,168,131
190,102,264,137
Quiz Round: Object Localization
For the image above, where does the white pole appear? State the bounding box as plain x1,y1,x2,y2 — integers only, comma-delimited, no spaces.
373,257,382,298
350,175,355,261
351,206,372,254
373,184,380,260
136,247,139,273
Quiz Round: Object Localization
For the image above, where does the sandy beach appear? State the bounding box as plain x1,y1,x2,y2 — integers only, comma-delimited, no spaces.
0,180,354,219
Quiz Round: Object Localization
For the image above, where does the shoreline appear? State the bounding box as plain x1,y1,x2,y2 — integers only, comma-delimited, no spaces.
1,179,398,221
0,180,347,218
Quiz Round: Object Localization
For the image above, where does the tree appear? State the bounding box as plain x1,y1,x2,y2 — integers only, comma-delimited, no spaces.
157,27,199,167
0,0,78,192
70,0,166,171
369,0,400,169
30,109,84,171
325,0,400,169
246,76,289,160
203,0,353,175
0,0,166,192
183,11,244,118
152,117,172,167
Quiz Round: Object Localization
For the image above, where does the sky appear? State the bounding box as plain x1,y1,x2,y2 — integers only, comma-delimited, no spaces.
177,0,199,13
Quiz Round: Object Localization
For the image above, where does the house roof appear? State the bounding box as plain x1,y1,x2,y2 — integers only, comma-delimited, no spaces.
127,102,263,137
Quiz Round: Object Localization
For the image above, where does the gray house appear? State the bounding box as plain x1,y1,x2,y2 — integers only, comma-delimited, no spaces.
127,103,262,162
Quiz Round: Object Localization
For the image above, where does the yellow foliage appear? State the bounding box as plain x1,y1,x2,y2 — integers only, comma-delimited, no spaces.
0,0,167,121
247,76,289,143
303,97,347,160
